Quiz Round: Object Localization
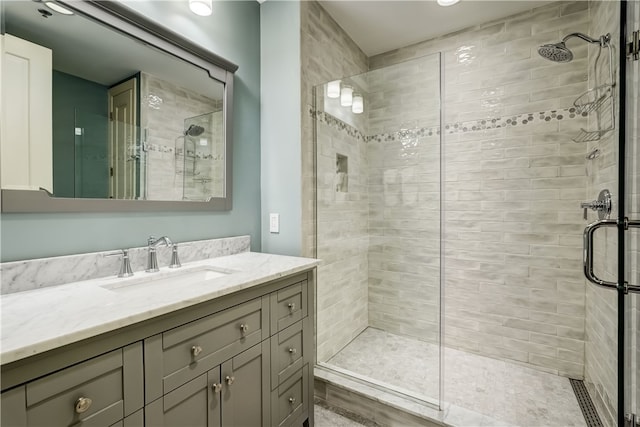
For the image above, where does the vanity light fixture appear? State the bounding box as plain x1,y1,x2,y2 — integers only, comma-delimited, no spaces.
44,1,74,15
352,93,364,114
437,0,460,6
340,85,353,107
189,0,213,16
327,80,341,98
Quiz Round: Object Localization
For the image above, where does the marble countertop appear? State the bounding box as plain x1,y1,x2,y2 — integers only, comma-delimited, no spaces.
1,252,319,365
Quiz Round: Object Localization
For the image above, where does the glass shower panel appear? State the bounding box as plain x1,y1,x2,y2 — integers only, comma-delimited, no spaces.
314,53,442,408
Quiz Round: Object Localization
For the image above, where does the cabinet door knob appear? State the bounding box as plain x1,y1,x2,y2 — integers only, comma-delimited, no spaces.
191,345,203,357
239,323,249,334
288,347,297,354
75,397,92,414
287,302,296,312
225,375,235,385
288,397,296,405
211,383,222,393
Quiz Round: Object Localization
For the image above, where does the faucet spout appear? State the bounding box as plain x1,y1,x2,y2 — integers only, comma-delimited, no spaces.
148,236,173,247
146,236,173,272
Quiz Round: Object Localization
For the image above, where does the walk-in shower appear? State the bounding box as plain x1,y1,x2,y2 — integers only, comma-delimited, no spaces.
313,1,638,425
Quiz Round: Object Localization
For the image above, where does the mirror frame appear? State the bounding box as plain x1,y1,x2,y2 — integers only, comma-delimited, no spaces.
1,0,237,212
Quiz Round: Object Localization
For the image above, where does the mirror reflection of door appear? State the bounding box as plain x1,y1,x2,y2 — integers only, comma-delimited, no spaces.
108,78,137,199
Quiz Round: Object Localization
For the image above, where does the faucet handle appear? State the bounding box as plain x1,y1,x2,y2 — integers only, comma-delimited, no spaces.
169,244,181,269
105,249,134,278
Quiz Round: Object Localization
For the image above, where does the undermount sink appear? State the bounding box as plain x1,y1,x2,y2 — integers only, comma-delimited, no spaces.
101,266,233,294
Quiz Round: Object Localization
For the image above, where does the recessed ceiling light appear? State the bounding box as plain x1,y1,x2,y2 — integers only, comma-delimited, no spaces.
189,0,213,16
437,0,460,6
44,1,74,15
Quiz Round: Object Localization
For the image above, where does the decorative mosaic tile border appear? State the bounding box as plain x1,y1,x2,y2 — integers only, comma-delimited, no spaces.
313,106,587,143
312,109,367,142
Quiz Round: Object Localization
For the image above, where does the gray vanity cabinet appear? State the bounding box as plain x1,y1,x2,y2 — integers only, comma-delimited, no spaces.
0,271,315,427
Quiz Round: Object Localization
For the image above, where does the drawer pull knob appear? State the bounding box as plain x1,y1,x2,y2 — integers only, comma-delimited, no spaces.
225,375,235,385
239,323,249,333
287,303,296,312
288,347,297,354
211,383,222,393
191,345,203,357
75,397,92,414
288,397,296,405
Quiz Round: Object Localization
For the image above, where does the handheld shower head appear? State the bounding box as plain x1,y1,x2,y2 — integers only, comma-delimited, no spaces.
185,124,205,137
538,42,573,62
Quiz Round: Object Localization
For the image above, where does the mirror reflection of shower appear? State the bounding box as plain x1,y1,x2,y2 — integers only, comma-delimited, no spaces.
177,111,225,201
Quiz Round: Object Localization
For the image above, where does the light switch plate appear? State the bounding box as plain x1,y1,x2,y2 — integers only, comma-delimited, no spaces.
269,213,279,233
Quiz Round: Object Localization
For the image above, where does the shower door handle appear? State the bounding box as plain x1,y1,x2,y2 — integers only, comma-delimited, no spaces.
583,219,618,290
583,218,640,293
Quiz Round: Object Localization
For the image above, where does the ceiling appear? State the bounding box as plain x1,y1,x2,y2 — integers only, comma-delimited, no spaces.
318,0,554,56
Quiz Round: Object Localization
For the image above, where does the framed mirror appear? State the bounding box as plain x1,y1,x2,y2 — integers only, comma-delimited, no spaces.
0,0,237,212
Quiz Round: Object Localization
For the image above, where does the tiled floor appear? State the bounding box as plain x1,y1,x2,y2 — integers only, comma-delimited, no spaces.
327,327,587,427
315,405,368,427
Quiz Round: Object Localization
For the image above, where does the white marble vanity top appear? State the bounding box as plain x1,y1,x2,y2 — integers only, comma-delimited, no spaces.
0,252,319,365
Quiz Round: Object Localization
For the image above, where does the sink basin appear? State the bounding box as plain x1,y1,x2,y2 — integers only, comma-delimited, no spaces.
101,266,233,294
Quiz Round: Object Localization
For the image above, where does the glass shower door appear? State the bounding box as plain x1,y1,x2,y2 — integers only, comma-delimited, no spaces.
624,1,640,424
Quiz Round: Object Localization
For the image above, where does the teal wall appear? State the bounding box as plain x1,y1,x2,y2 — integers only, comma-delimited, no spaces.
260,1,301,256
52,70,109,199
0,1,261,262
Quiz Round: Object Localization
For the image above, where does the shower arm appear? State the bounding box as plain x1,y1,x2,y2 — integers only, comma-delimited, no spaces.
562,32,610,46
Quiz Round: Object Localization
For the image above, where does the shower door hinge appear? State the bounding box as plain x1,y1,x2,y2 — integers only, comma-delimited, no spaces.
627,30,639,60
625,413,639,427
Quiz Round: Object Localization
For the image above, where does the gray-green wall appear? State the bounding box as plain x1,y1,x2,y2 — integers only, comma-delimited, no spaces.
52,70,109,199
0,1,261,261
260,1,301,256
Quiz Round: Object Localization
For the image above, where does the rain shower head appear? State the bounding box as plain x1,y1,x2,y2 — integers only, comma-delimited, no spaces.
538,42,573,62
185,124,205,137
537,32,610,63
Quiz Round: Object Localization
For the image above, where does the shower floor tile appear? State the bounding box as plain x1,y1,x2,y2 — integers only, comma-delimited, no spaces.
327,327,586,427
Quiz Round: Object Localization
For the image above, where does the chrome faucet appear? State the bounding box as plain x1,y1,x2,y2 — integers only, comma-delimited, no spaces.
146,236,173,273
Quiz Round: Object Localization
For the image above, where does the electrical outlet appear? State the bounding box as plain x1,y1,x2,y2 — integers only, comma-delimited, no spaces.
269,213,279,233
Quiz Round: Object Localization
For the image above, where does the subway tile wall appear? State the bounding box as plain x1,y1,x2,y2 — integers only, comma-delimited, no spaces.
370,2,592,378
300,1,369,362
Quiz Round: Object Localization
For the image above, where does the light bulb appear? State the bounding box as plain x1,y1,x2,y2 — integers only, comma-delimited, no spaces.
189,0,212,16
327,80,341,98
44,2,74,15
340,86,353,107
352,94,364,114
437,0,460,6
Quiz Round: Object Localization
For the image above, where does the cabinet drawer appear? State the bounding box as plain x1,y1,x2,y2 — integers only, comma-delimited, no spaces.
270,281,307,333
24,344,143,427
271,365,308,427
271,318,308,389
146,296,269,397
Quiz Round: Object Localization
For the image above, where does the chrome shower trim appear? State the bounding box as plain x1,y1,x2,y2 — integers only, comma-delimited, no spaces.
562,32,610,46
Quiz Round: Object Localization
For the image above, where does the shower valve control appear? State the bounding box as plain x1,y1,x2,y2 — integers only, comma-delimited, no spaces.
580,189,611,220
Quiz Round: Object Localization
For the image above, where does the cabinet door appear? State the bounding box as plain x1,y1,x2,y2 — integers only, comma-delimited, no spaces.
145,368,221,427
221,341,270,427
